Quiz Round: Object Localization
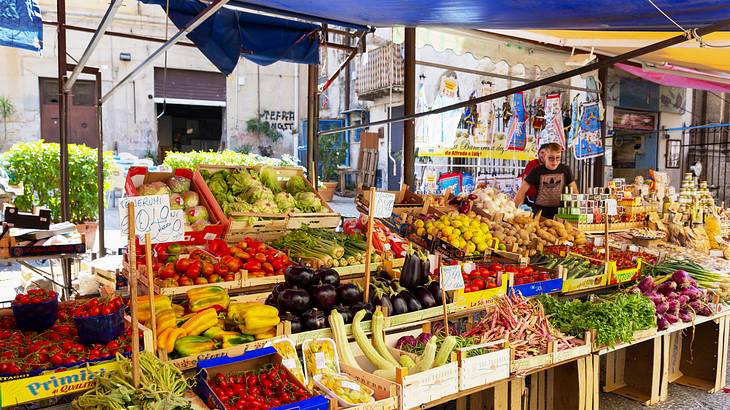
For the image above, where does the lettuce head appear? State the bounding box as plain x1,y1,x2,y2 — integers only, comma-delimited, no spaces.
258,166,282,194
286,175,310,195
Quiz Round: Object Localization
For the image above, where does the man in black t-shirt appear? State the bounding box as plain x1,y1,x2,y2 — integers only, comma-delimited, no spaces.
513,143,578,219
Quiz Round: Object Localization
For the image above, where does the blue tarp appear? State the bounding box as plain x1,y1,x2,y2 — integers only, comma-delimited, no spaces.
141,0,320,75
0,0,42,52
233,0,730,31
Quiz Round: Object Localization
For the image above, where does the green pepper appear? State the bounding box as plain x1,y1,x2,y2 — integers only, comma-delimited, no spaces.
174,335,216,357
221,334,255,349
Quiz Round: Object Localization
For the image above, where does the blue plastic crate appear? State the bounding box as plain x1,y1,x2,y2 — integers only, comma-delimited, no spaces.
509,277,564,297
196,347,329,410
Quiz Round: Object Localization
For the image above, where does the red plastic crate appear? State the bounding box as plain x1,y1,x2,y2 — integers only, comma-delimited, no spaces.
124,167,224,245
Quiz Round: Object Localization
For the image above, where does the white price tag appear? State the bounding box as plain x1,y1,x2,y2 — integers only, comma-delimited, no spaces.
605,199,618,216
341,380,361,392
440,264,464,291
314,352,327,369
372,192,396,218
282,358,296,370
118,195,185,244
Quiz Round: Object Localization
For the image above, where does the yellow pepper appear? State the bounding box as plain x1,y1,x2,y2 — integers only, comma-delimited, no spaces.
181,308,218,336
157,327,188,353
156,309,177,336
175,336,217,357
171,303,185,317
254,328,277,340
226,301,264,323
137,295,172,323
203,326,241,341
187,286,230,312
238,305,280,333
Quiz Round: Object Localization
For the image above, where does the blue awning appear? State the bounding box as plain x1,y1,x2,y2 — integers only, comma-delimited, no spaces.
0,0,43,52
232,0,730,31
141,0,320,75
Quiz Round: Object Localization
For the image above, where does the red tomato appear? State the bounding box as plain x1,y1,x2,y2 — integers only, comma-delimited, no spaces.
471,278,486,290
175,258,192,274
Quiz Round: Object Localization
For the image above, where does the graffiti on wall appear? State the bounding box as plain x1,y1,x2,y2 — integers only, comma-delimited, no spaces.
261,110,295,131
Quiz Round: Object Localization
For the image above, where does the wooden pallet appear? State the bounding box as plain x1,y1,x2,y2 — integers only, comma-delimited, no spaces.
603,334,666,405
359,148,378,188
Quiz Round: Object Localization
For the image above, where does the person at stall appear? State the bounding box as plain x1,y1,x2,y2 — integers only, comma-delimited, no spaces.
518,144,548,205
514,142,578,219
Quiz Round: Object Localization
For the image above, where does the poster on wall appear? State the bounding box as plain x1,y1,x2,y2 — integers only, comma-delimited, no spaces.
659,86,687,114
574,101,605,160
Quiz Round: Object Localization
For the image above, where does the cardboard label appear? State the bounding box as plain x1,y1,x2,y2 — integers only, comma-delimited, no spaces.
1,362,118,406
605,199,618,216
372,192,396,218
119,195,185,244
440,264,464,291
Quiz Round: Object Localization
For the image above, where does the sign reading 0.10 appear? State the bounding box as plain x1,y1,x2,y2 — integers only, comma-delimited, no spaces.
118,195,185,244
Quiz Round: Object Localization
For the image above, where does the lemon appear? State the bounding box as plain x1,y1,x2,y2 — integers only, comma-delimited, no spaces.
414,219,425,228
442,226,453,236
485,232,493,241
459,238,467,248
453,229,461,237
498,243,506,251
479,224,490,233
467,243,477,254
416,227,425,236
477,242,488,252
463,231,473,241
451,239,460,248
427,227,437,236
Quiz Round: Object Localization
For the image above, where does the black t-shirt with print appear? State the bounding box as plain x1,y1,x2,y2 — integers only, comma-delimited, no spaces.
524,164,575,219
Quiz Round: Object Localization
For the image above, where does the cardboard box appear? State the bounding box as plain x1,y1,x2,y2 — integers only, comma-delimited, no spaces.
453,273,508,310
196,347,328,410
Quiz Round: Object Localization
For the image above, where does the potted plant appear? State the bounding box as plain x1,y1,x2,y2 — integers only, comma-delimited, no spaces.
2,141,113,251
317,131,347,201
317,178,337,202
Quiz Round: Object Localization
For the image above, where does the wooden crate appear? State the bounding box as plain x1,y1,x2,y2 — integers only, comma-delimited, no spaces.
666,314,729,394
522,355,599,410
135,266,244,296
195,165,341,242
456,340,511,390
552,332,592,365
603,334,666,405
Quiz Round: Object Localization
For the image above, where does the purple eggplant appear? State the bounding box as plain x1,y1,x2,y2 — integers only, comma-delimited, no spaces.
390,293,408,315
279,311,302,333
302,308,327,330
414,286,436,309
427,281,443,305
277,288,310,314
285,265,316,288
373,290,394,315
316,268,340,287
337,283,363,306
311,283,337,311
399,290,422,312
332,303,353,324
349,302,373,320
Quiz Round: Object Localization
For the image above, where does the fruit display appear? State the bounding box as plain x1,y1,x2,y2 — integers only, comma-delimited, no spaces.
12,288,56,305
150,243,238,287
202,166,330,225
418,211,495,255
460,263,502,293
471,187,531,220
230,237,293,278
137,175,213,231
272,227,374,268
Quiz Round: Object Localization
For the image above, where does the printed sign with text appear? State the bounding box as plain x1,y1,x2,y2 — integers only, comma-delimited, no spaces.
118,195,185,244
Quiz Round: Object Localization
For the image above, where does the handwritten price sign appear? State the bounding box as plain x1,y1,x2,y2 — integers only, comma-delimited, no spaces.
372,192,396,218
118,195,184,244
440,264,464,291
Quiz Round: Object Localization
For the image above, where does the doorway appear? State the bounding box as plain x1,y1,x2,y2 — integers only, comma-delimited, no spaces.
388,106,404,190
156,104,223,160
39,78,99,147
611,109,658,180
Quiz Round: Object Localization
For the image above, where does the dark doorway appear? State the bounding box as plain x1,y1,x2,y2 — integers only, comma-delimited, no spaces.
388,105,404,190
156,104,223,161
40,78,99,147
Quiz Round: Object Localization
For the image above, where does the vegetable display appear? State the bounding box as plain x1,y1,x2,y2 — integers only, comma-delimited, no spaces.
202,167,330,226
532,254,606,279
206,363,312,409
74,352,190,409
138,175,212,231
648,256,730,298
417,212,494,255
272,227,373,268
485,216,587,256
634,271,716,330
462,294,576,359
538,292,656,346
369,264,446,316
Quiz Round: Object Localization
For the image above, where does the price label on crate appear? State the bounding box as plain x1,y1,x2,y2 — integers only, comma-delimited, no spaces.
605,199,618,216
440,264,464,291
118,195,185,244
372,192,396,218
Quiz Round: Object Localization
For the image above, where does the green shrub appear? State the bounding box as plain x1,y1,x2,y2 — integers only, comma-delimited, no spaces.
2,140,113,223
162,150,301,170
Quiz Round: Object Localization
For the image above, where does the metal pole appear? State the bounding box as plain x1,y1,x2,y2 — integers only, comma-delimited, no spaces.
96,68,106,257
44,21,198,47
101,0,230,103
318,17,730,137
306,64,319,184
595,66,608,187
65,0,124,92
403,27,416,189
57,0,70,222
